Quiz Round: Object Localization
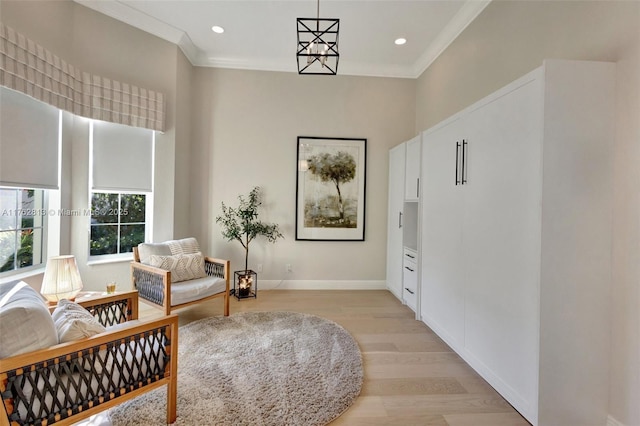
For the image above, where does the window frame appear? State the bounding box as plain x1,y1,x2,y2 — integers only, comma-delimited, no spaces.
88,191,150,261
87,120,155,262
0,187,48,276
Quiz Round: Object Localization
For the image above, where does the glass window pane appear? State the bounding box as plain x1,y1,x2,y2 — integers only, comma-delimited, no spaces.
120,194,146,223
28,227,44,265
91,193,118,224
14,228,38,269
120,224,145,253
19,190,34,229
0,189,18,231
19,189,44,228
0,230,17,272
90,225,118,255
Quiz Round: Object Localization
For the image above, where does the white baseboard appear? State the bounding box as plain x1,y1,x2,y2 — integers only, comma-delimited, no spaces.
386,285,403,301
257,280,386,290
607,415,627,426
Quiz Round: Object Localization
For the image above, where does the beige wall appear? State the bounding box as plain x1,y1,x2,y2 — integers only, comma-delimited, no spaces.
191,68,416,284
415,2,639,425
173,50,194,238
0,0,183,290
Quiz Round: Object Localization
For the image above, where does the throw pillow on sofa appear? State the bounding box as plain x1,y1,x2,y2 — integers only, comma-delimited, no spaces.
52,299,106,343
0,280,58,358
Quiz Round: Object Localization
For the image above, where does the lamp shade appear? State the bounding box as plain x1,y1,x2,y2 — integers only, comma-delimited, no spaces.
41,255,83,303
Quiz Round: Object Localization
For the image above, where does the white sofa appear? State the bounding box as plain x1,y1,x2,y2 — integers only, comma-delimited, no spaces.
0,281,178,425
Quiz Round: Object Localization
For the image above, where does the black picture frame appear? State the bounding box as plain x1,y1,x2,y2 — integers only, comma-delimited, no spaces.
295,136,367,241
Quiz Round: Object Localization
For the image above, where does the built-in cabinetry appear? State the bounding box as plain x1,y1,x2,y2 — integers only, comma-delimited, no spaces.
386,143,406,300
404,135,421,201
386,135,421,315
420,60,615,426
402,247,417,311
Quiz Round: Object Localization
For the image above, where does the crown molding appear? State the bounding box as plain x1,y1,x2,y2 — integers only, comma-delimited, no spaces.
412,0,491,78
193,56,417,79
75,0,202,62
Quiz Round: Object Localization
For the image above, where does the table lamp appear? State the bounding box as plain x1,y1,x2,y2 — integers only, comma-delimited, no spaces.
40,255,83,303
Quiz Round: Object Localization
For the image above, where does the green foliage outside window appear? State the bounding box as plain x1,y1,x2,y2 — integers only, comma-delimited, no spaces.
0,188,44,273
90,193,146,256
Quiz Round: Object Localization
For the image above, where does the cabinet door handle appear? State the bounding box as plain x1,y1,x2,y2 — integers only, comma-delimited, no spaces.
462,139,468,185
405,288,415,295
405,254,415,259
416,178,420,198
455,141,460,185
404,266,414,272
399,211,403,228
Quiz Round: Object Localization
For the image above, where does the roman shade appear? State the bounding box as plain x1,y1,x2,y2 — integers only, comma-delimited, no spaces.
91,120,153,193
0,86,59,189
0,22,165,132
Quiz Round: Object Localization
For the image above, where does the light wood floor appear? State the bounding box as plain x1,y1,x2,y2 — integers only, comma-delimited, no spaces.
139,290,530,426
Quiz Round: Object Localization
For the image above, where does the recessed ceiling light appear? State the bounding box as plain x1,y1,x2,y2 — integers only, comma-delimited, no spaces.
211,26,224,34
395,38,407,45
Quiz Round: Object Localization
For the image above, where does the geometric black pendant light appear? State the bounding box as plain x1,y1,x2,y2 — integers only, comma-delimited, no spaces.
296,0,339,75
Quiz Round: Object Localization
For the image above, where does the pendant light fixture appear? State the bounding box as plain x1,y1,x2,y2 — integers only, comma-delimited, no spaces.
296,0,339,75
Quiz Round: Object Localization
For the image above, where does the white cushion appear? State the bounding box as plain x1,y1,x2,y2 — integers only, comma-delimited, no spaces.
170,275,226,306
52,299,106,343
137,242,172,265
148,252,207,283
106,319,141,331
0,280,58,358
51,297,86,322
167,237,200,256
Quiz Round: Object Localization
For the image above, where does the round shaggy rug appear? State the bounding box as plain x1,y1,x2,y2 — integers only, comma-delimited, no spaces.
109,311,363,426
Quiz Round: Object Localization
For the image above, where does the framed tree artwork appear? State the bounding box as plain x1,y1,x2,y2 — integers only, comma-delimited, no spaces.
296,136,367,241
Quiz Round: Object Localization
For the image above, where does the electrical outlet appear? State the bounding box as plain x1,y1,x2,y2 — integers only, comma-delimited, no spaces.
256,264,263,273
286,263,292,272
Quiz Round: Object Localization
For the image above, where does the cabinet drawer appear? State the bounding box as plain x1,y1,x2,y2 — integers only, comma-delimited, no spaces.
403,263,417,291
404,290,417,311
402,251,418,312
403,248,418,263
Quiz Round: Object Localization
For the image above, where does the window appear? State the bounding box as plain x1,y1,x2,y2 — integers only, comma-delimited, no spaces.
0,188,46,272
90,192,146,256
88,120,154,258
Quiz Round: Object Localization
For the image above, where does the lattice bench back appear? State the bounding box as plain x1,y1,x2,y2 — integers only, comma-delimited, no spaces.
0,324,173,425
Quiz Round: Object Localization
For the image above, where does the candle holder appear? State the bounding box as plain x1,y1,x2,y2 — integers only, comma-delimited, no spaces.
233,270,258,300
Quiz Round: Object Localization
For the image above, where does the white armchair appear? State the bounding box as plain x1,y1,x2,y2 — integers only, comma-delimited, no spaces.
131,238,230,316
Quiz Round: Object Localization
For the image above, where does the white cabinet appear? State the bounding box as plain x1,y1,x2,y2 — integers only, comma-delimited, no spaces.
404,135,421,201
402,248,418,312
386,143,405,299
421,117,466,344
387,139,421,315
420,60,615,426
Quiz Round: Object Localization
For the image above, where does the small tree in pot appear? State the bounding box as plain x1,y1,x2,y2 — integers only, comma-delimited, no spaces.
216,187,283,296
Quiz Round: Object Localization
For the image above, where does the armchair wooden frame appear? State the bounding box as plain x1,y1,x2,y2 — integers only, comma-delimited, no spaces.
0,291,179,426
131,247,230,316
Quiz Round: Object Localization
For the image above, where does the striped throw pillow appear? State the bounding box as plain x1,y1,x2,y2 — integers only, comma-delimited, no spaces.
149,252,207,282
166,238,200,256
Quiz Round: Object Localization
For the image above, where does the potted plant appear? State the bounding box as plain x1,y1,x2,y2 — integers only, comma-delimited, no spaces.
216,187,283,297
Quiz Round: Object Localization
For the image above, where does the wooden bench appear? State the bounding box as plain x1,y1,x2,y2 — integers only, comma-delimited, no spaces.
0,290,178,425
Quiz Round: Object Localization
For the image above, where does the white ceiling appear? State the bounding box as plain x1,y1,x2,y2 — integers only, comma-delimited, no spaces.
76,0,490,78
